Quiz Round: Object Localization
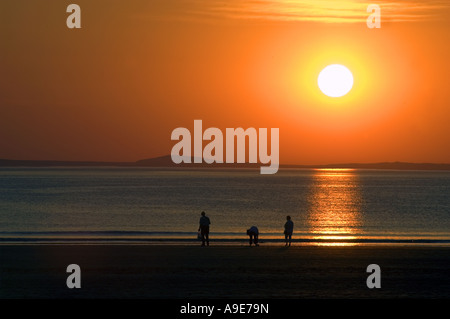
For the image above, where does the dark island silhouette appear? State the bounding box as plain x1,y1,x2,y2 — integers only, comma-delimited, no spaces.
0,155,450,170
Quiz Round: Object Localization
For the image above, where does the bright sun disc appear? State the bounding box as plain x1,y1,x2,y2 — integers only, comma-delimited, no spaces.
318,64,354,98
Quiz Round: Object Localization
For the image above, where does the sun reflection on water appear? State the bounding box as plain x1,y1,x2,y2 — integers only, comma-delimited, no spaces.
307,168,363,246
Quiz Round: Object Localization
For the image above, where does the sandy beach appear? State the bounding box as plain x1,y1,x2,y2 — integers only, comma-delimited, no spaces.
0,244,449,299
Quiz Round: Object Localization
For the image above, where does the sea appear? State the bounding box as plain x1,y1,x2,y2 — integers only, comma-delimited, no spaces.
0,167,449,245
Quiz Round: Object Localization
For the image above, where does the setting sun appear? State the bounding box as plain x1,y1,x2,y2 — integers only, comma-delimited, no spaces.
318,64,354,98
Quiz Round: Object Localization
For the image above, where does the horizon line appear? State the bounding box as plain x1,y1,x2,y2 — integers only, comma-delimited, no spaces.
1,157,450,169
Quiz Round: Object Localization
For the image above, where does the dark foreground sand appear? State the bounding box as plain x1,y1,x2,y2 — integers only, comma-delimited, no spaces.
1,244,449,299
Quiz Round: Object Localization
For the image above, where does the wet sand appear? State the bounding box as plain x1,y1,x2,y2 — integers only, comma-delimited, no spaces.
1,244,449,299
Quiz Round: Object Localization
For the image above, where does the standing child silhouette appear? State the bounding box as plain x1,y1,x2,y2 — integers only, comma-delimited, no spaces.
198,211,211,246
284,216,294,246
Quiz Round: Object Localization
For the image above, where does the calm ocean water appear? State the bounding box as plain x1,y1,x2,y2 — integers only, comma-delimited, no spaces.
0,168,449,245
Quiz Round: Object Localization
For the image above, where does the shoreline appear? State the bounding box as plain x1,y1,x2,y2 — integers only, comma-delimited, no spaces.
1,244,449,299
2,241,450,247
1,237,450,246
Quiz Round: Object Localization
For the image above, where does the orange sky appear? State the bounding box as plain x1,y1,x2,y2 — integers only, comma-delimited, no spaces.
0,0,449,164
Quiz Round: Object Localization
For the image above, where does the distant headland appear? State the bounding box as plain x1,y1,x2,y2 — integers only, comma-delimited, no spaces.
0,155,449,171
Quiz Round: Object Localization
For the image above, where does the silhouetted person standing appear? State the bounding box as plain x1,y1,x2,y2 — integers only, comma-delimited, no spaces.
198,211,211,246
284,216,294,246
247,226,259,246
